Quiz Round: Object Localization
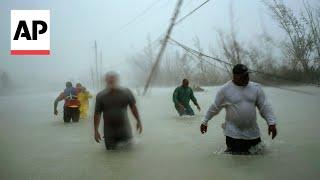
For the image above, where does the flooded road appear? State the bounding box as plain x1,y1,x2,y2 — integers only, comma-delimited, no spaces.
1,86,320,180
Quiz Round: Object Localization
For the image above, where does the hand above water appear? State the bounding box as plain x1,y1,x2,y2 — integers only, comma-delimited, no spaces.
178,103,185,111
54,109,58,115
200,124,207,134
196,104,201,111
268,124,277,139
136,121,143,134
94,131,102,143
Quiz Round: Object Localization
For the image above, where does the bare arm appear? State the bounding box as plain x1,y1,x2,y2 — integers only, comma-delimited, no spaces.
130,104,141,123
93,94,102,143
127,89,142,134
130,104,142,134
54,93,64,115
94,113,101,132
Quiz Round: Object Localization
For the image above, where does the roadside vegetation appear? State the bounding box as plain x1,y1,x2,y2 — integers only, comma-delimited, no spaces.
128,0,320,87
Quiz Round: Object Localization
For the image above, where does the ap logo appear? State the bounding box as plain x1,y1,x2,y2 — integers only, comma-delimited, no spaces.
11,10,50,55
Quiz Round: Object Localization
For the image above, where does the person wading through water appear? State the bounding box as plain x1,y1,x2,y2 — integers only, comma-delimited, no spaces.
200,64,278,154
93,72,142,150
173,79,201,116
54,81,81,123
78,86,92,119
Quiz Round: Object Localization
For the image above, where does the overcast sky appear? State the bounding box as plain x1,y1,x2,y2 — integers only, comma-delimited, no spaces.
0,0,318,88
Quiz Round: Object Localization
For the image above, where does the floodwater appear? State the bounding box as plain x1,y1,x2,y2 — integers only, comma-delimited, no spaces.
0,86,320,180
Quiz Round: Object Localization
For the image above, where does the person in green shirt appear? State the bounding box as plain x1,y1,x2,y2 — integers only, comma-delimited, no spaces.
173,79,201,116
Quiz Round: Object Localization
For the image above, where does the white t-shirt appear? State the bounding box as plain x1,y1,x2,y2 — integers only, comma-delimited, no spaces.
202,81,276,139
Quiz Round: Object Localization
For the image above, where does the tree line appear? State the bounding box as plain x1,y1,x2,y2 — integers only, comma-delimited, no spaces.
128,0,320,87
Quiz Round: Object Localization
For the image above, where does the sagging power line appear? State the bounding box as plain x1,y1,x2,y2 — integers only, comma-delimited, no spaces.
175,0,211,25
169,40,315,95
111,0,163,35
168,37,320,88
137,0,212,60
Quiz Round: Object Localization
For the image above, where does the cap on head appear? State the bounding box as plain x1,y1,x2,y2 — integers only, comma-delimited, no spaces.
66,81,72,88
232,64,249,74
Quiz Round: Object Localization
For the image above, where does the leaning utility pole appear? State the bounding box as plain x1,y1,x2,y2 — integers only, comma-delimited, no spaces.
143,0,184,95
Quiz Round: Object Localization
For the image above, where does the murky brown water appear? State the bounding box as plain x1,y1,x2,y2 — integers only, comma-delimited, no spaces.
0,86,319,180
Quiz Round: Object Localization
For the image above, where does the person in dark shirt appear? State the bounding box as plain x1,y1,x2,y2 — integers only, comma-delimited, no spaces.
173,79,201,116
94,72,142,150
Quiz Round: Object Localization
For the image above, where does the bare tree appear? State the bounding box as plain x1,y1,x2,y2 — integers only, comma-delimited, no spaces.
216,2,248,74
128,0,320,86
303,1,320,59
264,0,315,75
192,36,207,84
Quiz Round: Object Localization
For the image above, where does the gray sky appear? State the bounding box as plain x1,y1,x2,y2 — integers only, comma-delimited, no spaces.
0,0,318,88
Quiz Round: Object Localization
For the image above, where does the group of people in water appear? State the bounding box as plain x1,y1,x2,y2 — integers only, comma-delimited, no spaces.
54,83,92,122
53,64,278,155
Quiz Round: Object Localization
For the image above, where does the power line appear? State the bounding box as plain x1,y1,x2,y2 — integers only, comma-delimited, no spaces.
112,0,163,35
181,46,231,74
168,37,320,87
168,40,316,94
175,0,211,25
133,0,211,61
169,37,232,66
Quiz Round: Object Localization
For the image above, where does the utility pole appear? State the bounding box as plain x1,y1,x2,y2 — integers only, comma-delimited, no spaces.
94,40,99,90
100,51,103,89
143,0,184,95
90,67,95,90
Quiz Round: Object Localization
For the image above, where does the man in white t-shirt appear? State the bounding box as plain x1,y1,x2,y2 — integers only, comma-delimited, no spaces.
200,64,278,154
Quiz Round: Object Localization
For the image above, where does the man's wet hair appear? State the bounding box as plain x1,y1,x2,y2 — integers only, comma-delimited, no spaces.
105,71,119,80
182,79,188,83
76,83,82,87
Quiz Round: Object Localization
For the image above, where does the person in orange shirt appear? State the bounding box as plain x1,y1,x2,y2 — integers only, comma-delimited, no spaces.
54,82,80,123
